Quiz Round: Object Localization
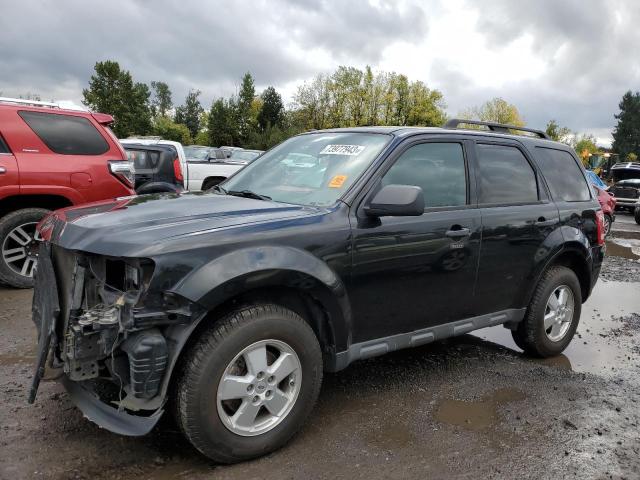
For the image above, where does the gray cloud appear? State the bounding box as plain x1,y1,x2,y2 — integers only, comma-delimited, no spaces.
0,0,636,144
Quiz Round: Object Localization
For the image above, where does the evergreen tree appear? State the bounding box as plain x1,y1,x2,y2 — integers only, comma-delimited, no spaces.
257,86,284,130
208,98,234,146
82,60,152,137
237,73,256,145
612,91,640,159
150,81,172,118
175,89,204,139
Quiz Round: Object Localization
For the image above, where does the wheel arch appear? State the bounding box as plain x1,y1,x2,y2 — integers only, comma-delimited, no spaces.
522,243,592,307
0,194,73,218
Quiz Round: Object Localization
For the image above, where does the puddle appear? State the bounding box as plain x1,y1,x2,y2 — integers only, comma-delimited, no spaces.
473,280,640,375
434,388,525,431
606,238,640,260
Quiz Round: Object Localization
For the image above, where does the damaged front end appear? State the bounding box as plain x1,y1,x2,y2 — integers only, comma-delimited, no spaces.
30,242,204,435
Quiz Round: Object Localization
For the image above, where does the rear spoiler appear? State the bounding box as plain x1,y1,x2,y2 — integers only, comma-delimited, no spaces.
91,113,115,126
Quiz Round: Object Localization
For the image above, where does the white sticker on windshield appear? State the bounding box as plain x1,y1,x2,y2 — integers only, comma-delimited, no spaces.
319,144,366,156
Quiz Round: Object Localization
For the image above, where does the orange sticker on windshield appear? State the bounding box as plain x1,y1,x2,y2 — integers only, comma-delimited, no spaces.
329,175,348,188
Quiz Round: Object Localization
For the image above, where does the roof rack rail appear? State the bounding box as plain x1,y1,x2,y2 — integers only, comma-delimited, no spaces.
0,96,60,109
444,118,550,140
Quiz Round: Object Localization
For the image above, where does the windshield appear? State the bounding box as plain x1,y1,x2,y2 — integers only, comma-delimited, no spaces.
222,132,390,206
184,146,211,161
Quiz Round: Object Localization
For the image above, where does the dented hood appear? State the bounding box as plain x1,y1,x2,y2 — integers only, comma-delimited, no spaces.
40,192,318,257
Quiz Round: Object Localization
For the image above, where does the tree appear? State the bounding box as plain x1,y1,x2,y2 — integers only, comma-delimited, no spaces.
208,98,235,147
174,89,204,139
237,73,257,145
612,91,640,159
150,81,172,118
82,60,152,137
292,65,446,130
572,134,599,166
461,97,525,126
257,86,284,130
152,116,192,144
545,120,572,144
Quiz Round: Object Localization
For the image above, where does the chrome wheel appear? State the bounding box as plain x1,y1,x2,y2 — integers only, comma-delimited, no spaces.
2,222,42,278
544,285,575,342
217,339,302,436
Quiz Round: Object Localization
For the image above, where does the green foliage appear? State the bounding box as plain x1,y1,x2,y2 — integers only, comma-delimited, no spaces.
175,89,204,139
461,98,524,127
258,86,284,130
292,65,446,129
152,116,192,145
237,73,257,145
626,152,638,162
150,81,172,118
208,98,236,147
545,120,572,144
194,130,209,146
82,60,152,137
612,90,640,159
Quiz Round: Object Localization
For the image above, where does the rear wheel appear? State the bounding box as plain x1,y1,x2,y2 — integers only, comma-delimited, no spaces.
0,208,49,288
635,206,640,225
603,213,613,237
174,304,323,463
202,177,226,191
512,266,581,357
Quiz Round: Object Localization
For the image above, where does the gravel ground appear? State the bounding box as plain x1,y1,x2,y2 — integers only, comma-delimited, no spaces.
1,254,639,480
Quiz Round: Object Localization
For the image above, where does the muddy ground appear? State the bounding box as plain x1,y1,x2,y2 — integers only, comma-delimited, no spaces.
1,213,639,480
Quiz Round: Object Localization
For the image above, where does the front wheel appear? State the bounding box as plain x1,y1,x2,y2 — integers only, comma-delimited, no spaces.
0,208,49,288
174,304,323,463
512,266,581,357
603,213,613,237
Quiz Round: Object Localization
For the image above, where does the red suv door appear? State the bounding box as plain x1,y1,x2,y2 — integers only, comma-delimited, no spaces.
0,133,19,199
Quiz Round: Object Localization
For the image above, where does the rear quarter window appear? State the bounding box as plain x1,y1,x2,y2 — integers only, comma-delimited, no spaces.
535,147,591,202
18,110,109,155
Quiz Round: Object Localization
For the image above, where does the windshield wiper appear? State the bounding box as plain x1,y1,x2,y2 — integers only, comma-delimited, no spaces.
227,189,271,201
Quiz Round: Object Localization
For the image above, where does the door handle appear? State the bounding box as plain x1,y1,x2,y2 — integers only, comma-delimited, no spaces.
0,166,6,174
446,227,471,238
534,217,556,227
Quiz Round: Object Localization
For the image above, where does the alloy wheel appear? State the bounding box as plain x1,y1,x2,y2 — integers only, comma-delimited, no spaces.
543,285,575,342
1,222,42,278
216,339,302,436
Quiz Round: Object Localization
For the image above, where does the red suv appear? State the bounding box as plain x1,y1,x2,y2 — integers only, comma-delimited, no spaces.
0,98,135,288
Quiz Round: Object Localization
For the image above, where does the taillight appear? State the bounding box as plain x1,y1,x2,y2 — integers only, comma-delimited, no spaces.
595,210,605,246
109,160,134,188
173,157,184,185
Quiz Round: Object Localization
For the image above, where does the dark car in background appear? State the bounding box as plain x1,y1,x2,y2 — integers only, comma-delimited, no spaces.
124,143,184,194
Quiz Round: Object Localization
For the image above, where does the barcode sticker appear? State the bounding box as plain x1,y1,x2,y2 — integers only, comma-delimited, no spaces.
319,144,365,156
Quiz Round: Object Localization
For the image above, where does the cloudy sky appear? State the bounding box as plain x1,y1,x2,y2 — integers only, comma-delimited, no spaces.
1,0,637,146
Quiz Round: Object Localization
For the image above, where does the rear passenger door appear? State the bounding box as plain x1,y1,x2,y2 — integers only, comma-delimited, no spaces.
472,140,560,316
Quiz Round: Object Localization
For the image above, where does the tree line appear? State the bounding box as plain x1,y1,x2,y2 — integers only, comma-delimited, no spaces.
80,60,640,160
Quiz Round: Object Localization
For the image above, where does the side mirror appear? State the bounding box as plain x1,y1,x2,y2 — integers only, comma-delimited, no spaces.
364,184,425,217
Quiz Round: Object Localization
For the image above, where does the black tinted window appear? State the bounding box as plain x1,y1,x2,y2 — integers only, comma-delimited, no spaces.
476,144,538,204
0,135,9,154
19,111,109,155
382,142,467,207
535,148,591,201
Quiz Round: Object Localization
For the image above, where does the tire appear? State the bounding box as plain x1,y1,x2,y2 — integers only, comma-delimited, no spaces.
0,208,49,288
512,266,582,357
635,207,640,225
174,304,323,463
603,213,612,237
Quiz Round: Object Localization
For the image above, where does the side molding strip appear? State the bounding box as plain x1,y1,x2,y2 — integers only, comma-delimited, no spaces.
330,308,525,371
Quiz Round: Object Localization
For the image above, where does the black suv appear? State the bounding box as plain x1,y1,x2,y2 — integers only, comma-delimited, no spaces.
124,143,185,194
30,120,605,463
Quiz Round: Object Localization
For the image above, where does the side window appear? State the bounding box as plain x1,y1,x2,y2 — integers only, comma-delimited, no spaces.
0,134,9,154
381,142,467,208
535,147,591,201
476,144,538,204
18,111,109,155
